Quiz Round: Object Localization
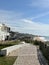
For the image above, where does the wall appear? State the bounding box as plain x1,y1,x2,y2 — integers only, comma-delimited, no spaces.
0,43,26,56
39,42,49,64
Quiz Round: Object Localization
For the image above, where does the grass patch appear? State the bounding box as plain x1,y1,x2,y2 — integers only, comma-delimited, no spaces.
0,56,17,65
0,40,20,45
0,46,8,49
0,40,21,50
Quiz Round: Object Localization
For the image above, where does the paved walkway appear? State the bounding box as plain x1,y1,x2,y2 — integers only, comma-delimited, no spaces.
9,43,48,65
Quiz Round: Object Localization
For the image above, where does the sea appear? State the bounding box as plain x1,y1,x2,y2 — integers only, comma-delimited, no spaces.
44,36,49,41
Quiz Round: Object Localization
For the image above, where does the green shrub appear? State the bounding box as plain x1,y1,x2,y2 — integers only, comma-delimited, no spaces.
34,40,39,45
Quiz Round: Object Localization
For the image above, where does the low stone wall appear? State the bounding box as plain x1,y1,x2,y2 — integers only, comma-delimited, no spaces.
0,43,26,56
39,42,49,64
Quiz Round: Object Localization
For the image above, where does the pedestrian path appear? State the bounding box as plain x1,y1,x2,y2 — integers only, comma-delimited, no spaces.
9,43,48,65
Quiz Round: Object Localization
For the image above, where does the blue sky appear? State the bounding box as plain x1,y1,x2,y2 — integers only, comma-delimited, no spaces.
0,0,49,36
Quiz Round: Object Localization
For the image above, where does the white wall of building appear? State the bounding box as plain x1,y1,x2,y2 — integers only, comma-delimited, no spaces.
0,24,10,41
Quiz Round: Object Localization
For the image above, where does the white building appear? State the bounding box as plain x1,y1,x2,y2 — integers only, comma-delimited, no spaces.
0,24,10,41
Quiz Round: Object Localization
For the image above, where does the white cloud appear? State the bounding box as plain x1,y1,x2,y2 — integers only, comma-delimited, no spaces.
22,19,49,30
0,10,49,36
30,0,49,8
0,10,23,25
30,11,49,20
22,19,33,23
21,19,49,36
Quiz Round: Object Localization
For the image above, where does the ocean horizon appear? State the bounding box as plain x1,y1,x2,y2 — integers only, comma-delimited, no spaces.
44,36,49,41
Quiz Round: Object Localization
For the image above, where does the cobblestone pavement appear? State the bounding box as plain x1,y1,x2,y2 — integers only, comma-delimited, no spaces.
9,43,48,65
